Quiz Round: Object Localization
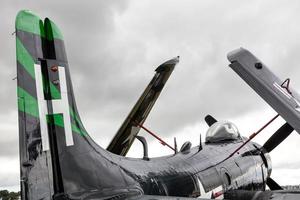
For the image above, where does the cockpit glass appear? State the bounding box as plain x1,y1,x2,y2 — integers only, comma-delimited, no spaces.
205,121,240,143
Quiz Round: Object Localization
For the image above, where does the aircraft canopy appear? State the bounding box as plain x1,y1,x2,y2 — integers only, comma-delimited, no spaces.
205,121,241,143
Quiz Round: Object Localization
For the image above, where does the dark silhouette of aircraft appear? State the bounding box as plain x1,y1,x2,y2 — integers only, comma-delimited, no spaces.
15,10,300,200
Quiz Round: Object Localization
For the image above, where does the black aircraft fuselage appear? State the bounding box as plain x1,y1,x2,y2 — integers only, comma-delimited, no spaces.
94,139,270,198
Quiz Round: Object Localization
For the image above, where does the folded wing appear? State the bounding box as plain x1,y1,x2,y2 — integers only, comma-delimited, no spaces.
228,48,300,134
107,57,179,156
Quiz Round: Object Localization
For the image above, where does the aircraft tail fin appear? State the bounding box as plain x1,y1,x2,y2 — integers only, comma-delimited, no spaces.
107,57,179,156
16,10,55,200
16,10,141,200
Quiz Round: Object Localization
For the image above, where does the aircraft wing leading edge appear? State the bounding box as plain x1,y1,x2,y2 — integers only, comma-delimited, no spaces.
227,48,300,134
107,57,179,156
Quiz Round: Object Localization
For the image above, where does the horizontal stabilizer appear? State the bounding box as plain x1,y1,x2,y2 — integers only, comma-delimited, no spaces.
228,48,300,134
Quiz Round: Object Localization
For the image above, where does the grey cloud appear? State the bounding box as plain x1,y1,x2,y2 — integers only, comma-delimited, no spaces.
0,139,19,157
0,112,18,157
0,173,19,188
274,161,300,170
61,0,300,138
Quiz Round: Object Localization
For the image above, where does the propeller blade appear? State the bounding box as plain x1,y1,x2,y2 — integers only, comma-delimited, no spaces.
205,115,217,127
266,177,283,190
263,123,294,153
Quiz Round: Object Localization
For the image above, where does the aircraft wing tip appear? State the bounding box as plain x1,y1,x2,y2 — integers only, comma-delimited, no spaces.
227,47,249,62
155,56,180,72
167,56,180,64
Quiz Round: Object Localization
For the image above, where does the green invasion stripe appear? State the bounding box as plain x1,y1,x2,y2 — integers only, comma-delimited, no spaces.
45,18,64,40
50,20,63,40
15,10,64,40
48,114,87,136
50,82,61,99
15,10,45,38
16,37,35,79
18,87,85,136
17,36,61,98
70,109,87,136
71,123,87,136
69,108,85,130
18,87,39,118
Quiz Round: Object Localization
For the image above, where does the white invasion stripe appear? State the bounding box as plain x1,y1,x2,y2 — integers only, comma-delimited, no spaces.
35,64,50,151
273,82,292,99
197,177,212,198
52,67,74,147
197,177,223,199
214,185,224,199
35,64,74,151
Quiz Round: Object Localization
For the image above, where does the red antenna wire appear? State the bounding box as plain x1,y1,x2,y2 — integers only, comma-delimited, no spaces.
223,78,292,161
135,122,175,152
224,114,279,161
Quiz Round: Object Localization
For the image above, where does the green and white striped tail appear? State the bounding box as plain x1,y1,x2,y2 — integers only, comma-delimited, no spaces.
16,10,89,200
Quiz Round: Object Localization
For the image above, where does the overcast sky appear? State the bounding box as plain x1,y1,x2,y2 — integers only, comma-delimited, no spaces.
1,0,300,192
